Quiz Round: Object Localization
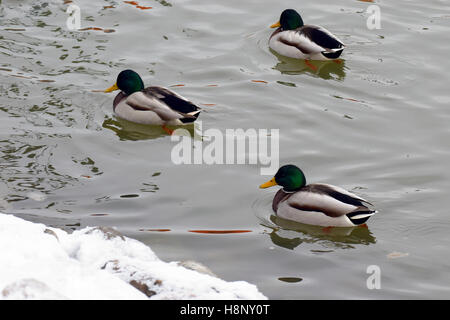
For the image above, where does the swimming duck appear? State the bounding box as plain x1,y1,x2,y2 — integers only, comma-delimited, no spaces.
269,9,345,60
104,70,201,126
260,165,376,227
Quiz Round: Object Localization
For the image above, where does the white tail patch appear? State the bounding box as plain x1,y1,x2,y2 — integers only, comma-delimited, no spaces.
188,110,201,116
350,212,375,220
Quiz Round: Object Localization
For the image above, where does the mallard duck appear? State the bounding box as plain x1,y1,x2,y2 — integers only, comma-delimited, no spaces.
269,9,345,60
259,165,376,227
104,70,201,126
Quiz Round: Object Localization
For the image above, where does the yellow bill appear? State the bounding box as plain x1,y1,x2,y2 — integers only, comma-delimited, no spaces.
104,83,119,93
270,21,281,28
259,177,278,189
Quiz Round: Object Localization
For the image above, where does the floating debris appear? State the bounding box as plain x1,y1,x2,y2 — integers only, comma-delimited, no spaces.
4,28,26,31
278,277,303,283
120,194,139,198
136,5,153,9
251,80,268,84
11,74,33,79
276,81,296,87
124,1,153,10
310,249,334,254
333,95,365,103
79,27,116,33
79,27,103,31
387,251,409,259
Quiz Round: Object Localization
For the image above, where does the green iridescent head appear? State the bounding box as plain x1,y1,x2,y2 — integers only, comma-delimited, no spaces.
104,69,145,95
260,165,307,192
271,9,304,30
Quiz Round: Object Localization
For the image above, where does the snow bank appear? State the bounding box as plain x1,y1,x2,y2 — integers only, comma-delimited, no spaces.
0,213,267,300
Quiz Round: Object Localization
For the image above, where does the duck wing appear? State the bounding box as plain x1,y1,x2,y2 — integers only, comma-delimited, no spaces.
300,25,345,52
144,86,201,114
275,29,325,55
124,91,184,121
310,183,372,206
286,184,372,218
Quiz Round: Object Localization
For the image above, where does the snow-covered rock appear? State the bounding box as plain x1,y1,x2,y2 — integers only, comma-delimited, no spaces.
0,213,267,300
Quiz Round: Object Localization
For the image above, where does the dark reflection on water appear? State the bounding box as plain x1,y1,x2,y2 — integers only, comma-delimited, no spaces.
13,212,82,233
0,137,75,200
265,215,376,251
278,277,302,283
271,49,346,80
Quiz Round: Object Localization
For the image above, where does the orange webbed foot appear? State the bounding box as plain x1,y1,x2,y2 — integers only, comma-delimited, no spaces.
305,60,318,71
162,125,174,135
322,226,334,233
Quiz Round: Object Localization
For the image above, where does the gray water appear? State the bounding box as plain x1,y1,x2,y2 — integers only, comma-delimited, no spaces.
1,0,450,299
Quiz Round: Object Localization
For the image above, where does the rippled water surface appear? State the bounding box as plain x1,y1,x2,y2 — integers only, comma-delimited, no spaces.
1,0,450,299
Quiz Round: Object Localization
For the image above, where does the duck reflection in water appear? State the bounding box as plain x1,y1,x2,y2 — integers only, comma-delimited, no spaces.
102,117,195,141
271,50,346,81
265,215,376,251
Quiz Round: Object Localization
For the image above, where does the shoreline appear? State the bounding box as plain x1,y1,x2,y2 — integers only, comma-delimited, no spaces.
0,212,267,300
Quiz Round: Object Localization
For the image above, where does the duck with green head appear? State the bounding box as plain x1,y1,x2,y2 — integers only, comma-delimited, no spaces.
260,165,376,227
104,70,201,127
269,9,345,60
